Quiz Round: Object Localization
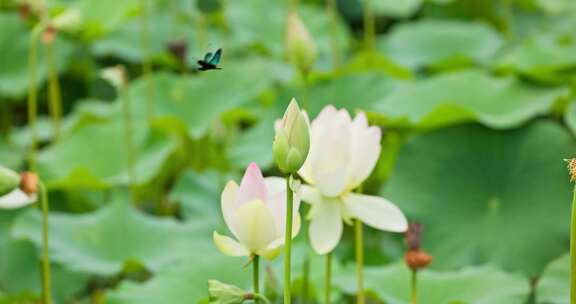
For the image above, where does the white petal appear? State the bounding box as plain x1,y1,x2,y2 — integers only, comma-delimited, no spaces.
342,193,408,232
264,177,301,239
233,200,277,255
308,196,343,254
300,185,322,206
314,168,348,198
299,105,339,184
213,231,250,257
0,189,36,209
348,112,381,188
221,181,239,238
262,238,284,260
308,116,351,196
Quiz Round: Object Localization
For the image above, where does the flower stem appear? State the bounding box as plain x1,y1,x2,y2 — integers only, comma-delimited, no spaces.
140,0,154,122
355,219,364,304
302,256,310,304
253,293,270,304
326,0,340,68
39,182,52,304
27,30,39,172
120,79,136,203
253,255,260,304
325,252,332,304
284,174,294,304
571,184,576,304
411,269,418,304
45,40,62,140
362,0,375,52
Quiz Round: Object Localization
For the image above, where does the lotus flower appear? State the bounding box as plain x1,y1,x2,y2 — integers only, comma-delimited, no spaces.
299,106,408,254
214,163,301,259
0,166,37,209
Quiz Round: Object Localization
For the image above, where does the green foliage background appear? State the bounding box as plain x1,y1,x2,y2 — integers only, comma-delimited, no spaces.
1,0,576,303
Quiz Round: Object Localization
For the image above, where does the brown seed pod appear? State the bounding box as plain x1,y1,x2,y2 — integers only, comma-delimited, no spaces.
566,158,576,182
19,172,38,195
405,249,433,271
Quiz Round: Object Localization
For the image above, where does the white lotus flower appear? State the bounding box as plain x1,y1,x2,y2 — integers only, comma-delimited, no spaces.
214,163,301,259
299,105,408,254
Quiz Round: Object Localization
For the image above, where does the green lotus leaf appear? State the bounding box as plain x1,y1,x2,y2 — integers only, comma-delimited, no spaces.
308,72,401,117
382,121,574,276
379,19,502,69
106,254,250,304
170,169,222,223
225,0,350,71
0,12,75,99
334,263,530,304
371,69,569,129
127,59,290,139
12,201,214,276
536,254,569,304
36,119,177,189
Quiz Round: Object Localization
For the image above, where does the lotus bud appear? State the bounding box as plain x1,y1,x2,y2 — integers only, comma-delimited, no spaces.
51,8,82,33
208,280,248,304
285,11,317,73
273,98,310,174
0,166,21,197
101,65,127,89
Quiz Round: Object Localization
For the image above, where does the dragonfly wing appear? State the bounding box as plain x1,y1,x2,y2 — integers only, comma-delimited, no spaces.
204,52,213,62
209,48,222,65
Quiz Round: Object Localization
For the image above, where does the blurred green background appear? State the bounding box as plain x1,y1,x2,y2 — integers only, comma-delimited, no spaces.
1,0,576,303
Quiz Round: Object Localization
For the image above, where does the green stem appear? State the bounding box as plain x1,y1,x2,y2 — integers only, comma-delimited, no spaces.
120,80,136,203
39,182,52,304
140,0,154,122
362,0,375,53
284,174,294,304
27,30,39,172
302,255,310,304
571,184,576,304
325,252,332,304
326,0,340,69
411,270,418,304
45,40,62,140
253,293,271,304
355,219,364,304
288,0,299,10
253,255,260,304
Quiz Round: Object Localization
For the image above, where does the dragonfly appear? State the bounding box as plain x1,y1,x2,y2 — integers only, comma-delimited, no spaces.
197,48,222,71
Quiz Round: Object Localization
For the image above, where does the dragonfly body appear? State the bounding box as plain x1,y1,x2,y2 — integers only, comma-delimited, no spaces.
197,48,222,71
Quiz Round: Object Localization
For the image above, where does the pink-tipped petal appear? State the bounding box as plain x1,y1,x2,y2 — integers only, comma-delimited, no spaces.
236,163,267,206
